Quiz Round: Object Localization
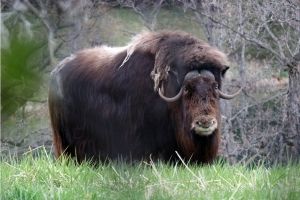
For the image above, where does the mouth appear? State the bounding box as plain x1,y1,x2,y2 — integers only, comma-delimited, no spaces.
191,123,218,136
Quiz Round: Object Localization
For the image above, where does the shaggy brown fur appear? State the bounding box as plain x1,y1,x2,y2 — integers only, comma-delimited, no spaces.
49,30,230,163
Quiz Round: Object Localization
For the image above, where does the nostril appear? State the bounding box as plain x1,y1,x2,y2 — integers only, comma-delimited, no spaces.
192,117,218,135
194,118,216,129
195,120,210,128
202,123,210,128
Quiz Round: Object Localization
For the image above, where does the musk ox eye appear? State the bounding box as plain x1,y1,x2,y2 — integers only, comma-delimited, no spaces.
183,86,193,96
214,84,219,90
183,86,189,95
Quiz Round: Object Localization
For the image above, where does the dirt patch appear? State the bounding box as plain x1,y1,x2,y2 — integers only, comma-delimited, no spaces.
1,128,54,157
1,100,55,158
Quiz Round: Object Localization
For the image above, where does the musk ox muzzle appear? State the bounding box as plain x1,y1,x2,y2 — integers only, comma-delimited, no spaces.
191,116,218,136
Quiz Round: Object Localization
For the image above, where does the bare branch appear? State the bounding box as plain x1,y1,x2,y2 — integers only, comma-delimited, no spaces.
118,0,164,30
196,10,283,61
229,90,288,122
263,22,285,60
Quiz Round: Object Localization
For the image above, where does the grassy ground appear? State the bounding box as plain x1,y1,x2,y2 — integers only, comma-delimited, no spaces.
1,148,299,200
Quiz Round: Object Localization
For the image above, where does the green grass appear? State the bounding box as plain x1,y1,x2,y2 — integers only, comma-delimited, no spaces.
1,148,299,200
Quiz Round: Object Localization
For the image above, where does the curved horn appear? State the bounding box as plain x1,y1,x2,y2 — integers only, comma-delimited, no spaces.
218,88,242,100
158,87,183,102
199,69,215,80
158,70,199,102
184,70,200,81
199,69,241,99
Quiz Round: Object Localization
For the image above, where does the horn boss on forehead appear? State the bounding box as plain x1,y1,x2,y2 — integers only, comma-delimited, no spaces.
48,31,240,164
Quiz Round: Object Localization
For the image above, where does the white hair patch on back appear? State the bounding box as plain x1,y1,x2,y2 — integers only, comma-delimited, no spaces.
50,54,76,99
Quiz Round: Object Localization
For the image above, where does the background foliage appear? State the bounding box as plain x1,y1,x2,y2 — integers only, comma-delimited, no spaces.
1,13,47,119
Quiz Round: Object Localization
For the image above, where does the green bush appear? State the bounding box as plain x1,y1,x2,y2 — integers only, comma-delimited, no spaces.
1,14,47,120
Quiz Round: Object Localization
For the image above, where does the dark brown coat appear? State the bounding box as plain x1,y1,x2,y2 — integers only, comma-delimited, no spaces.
48,31,232,163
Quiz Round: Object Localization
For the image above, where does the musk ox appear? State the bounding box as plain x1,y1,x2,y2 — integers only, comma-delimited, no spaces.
49,31,240,163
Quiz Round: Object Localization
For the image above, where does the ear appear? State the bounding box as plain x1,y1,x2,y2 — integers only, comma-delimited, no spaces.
221,65,230,77
150,48,172,91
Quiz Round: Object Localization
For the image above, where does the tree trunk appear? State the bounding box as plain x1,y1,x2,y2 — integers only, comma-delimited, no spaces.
283,52,300,163
220,100,237,164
